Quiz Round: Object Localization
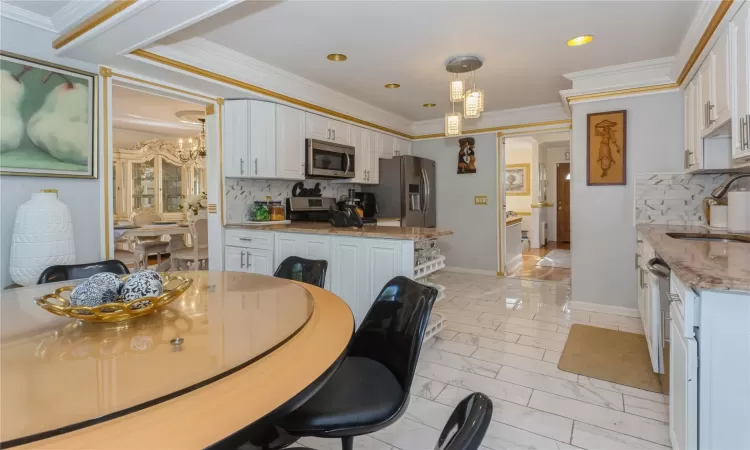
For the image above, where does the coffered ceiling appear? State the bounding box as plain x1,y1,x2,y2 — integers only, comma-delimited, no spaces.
170,0,699,121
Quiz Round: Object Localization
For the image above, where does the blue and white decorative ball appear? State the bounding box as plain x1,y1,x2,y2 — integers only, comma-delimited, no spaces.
70,279,119,307
121,271,163,302
88,272,124,295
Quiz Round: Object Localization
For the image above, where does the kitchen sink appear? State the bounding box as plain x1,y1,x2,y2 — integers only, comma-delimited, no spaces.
666,232,750,243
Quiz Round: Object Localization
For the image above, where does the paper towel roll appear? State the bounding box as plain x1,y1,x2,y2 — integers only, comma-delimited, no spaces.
728,191,750,233
710,204,728,229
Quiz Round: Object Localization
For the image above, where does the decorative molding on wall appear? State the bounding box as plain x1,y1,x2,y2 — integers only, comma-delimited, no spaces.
52,0,138,49
0,2,57,32
563,57,675,91
568,301,640,318
49,0,108,34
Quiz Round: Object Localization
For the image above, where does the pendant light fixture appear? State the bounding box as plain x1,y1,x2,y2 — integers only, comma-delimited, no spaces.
445,101,462,137
445,56,484,135
450,74,464,103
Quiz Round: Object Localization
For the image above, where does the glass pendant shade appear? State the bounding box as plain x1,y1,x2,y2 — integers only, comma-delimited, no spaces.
473,88,485,111
450,79,465,103
464,90,481,119
445,112,463,136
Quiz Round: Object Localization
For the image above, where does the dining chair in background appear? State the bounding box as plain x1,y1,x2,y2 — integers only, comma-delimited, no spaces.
169,218,208,270
37,260,130,284
273,256,328,288
129,209,169,271
280,276,438,450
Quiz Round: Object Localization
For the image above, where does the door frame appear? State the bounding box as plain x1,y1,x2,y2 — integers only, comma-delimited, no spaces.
99,67,224,269
496,126,572,276
556,162,571,243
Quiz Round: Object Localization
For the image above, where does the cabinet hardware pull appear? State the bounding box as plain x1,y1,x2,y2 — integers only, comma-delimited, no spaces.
327,128,331,139
239,237,253,241
635,253,640,270
240,251,245,268
332,129,336,140
240,158,244,175
684,149,689,169
254,158,258,175
708,103,715,125
669,293,682,304
246,251,251,268
745,114,750,149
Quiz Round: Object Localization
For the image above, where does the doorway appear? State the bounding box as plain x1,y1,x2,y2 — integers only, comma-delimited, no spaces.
499,130,571,283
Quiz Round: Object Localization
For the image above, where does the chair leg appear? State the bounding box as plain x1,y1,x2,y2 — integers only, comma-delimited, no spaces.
341,436,353,450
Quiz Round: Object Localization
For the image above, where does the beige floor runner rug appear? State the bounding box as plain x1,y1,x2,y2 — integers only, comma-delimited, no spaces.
558,324,662,393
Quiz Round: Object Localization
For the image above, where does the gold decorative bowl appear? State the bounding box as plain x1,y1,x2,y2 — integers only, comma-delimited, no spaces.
35,273,193,323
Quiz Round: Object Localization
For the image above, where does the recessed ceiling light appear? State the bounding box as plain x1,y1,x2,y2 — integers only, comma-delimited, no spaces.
423,103,436,108
567,35,593,46
385,83,401,89
327,53,347,61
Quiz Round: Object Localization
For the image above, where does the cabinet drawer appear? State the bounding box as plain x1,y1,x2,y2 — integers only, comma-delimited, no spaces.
670,273,699,338
225,229,274,250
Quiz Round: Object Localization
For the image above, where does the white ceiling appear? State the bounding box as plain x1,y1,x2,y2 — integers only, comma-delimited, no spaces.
112,85,203,138
172,0,699,121
3,0,67,17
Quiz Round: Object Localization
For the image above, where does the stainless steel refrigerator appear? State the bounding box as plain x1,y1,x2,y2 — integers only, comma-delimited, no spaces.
363,156,436,227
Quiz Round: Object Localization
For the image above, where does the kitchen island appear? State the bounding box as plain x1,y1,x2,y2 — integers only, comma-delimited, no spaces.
223,223,453,326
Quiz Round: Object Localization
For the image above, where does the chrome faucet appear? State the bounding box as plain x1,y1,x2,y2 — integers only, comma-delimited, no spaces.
711,173,750,199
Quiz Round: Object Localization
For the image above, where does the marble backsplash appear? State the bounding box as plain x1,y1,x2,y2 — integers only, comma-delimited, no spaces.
225,178,360,223
635,173,729,225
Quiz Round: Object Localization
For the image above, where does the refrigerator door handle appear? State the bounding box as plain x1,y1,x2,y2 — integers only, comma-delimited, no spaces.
422,168,431,217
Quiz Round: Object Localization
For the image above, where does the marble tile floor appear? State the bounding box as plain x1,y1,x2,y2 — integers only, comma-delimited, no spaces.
301,273,666,450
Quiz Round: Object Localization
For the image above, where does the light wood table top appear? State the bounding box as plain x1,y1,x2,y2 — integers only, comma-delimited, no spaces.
1,271,354,449
115,223,189,238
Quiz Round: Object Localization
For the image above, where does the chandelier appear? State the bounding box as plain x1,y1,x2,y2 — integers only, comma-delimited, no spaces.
444,56,485,136
177,118,206,163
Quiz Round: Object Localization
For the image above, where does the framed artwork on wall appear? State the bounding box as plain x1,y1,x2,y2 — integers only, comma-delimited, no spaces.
0,51,98,178
587,110,626,186
457,137,476,174
505,163,530,196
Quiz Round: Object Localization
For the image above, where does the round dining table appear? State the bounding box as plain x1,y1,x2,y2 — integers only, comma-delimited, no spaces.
0,271,354,449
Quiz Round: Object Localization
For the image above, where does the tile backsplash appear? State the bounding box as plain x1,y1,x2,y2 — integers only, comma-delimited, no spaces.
225,178,360,223
635,173,729,225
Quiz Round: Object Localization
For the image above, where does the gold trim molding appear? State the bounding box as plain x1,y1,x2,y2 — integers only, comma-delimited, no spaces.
514,212,532,216
676,0,734,85
130,49,412,139
415,119,572,140
205,104,215,116
53,0,137,49
567,83,679,104
102,72,111,259
531,203,554,208
506,217,523,226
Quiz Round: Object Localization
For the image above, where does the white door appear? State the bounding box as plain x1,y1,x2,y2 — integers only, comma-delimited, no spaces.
684,82,696,170
274,234,298,270
248,249,274,276
276,105,305,180
365,240,403,312
365,129,380,184
329,119,351,145
306,113,330,141
249,101,276,178
732,3,750,159
713,30,731,125
698,59,713,135
378,133,395,159
669,304,699,450
223,101,249,178
330,238,366,325
300,235,332,262
225,246,250,272
350,126,367,183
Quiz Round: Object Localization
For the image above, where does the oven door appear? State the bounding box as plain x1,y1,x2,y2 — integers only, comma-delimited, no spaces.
306,139,355,178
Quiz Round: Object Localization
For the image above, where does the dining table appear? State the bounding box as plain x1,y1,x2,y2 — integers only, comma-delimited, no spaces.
115,223,191,270
0,271,354,449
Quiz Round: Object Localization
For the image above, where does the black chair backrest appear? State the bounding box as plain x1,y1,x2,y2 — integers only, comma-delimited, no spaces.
435,393,493,450
37,260,130,284
349,276,438,391
273,256,328,288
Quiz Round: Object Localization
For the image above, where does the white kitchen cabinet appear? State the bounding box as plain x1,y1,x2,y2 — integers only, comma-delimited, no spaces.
366,129,380,183
394,138,411,156
330,238,368,325
378,133,396,159
249,100,276,178
340,126,379,184
223,101,250,178
684,79,701,170
365,240,403,305
305,113,350,145
698,30,732,137
225,245,248,272
275,105,306,180
274,233,332,288
225,246,273,275
731,2,750,161
669,302,698,450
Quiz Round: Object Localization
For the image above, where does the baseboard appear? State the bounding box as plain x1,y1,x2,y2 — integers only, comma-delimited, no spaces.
443,266,498,276
569,301,640,318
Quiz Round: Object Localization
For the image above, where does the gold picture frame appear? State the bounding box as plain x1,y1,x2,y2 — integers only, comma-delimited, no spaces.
587,110,626,186
505,163,530,196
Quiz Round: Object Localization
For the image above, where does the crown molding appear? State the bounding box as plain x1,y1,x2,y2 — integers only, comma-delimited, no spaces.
0,2,57,32
560,82,679,109
139,36,413,136
49,0,108,34
563,57,675,91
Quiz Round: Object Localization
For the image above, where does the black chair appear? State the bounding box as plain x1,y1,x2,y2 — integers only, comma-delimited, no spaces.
37,260,130,284
280,276,438,450
436,393,493,450
273,256,328,289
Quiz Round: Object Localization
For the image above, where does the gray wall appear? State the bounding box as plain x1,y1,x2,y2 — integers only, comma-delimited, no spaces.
1,18,103,287
412,134,498,272
570,91,684,309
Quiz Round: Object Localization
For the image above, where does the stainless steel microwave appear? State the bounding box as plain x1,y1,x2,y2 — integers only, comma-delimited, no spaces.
306,139,356,179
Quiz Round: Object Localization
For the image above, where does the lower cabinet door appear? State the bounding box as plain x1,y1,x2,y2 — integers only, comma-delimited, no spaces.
365,240,403,308
248,249,274,276
669,304,698,450
274,235,298,270
225,246,250,272
330,238,367,326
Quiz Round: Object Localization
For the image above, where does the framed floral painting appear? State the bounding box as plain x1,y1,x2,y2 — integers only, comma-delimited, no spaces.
0,51,98,178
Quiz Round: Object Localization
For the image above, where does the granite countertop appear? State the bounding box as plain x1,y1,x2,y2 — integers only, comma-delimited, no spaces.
636,224,750,292
225,222,454,240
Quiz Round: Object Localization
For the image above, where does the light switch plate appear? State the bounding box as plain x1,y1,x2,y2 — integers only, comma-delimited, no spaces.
474,196,488,205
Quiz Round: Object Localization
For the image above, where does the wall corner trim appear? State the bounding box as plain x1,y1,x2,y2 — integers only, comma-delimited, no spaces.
568,301,641,318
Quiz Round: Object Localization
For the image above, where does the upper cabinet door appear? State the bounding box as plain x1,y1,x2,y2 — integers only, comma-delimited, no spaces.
276,105,306,180
732,2,750,160
329,119,351,145
395,138,411,156
713,30,731,126
306,113,330,141
223,101,250,178
365,129,379,184
378,133,395,159
249,101,276,178
698,57,714,135
350,126,367,182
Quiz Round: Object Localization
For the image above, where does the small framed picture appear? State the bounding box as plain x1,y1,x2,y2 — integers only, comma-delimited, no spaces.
587,110,626,186
565,151,570,161
505,163,530,196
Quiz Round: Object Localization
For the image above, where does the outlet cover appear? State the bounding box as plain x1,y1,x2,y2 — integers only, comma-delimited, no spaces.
474,196,488,205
